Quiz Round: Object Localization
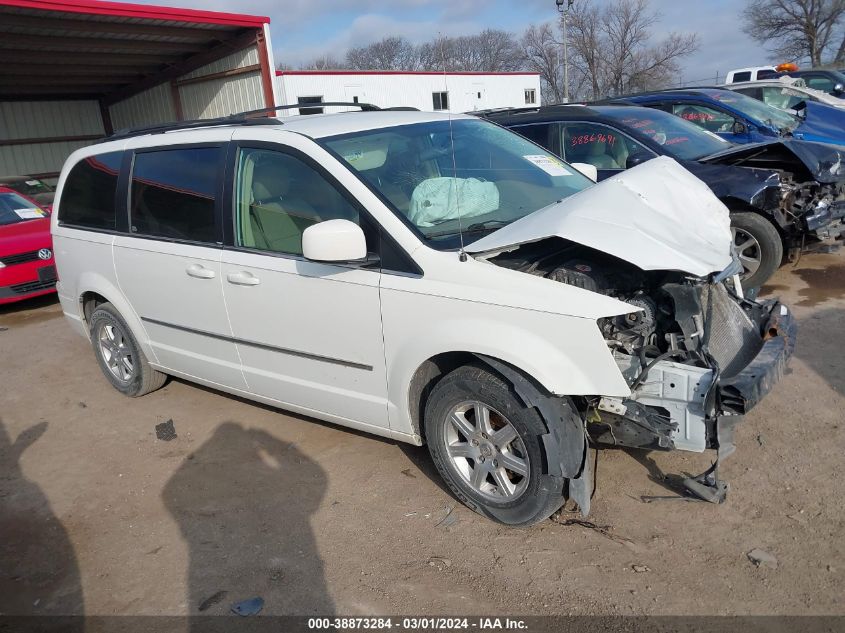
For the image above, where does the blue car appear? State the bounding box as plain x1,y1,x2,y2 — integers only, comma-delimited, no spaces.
611,88,845,149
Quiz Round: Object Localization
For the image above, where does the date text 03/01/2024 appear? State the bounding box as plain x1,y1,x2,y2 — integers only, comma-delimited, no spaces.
307,617,529,630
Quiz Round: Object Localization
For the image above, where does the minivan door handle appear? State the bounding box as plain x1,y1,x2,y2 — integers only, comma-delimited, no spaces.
226,271,261,286
186,263,216,279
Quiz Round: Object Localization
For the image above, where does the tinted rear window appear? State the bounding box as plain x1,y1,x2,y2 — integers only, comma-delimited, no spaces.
129,147,220,243
59,152,122,230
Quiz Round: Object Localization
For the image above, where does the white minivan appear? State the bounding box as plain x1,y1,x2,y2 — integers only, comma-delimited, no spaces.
52,109,795,525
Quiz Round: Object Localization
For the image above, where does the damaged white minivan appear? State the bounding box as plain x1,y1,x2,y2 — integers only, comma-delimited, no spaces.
52,110,796,525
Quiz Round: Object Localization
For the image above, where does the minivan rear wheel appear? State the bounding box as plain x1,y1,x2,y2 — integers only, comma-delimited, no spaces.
424,363,566,526
89,303,166,397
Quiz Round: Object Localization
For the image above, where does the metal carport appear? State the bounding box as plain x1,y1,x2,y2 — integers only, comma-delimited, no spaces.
0,0,278,180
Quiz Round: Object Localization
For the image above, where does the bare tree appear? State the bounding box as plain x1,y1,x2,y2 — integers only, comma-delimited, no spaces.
299,54,346,71
742,0,845,66
471,29,523,71
519,23,567,103
345,36,421,70
566,0,698,98
418,30,522,72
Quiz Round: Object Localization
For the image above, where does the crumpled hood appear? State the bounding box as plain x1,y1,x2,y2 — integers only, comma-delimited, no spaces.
700,138,845,183
467,156,733,278
795,101,845,149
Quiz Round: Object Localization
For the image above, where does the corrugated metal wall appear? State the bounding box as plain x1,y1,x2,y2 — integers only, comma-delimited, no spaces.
1,41,270,177
181,47,258,80
109,45,264,129
109,83,176,131
0,100,103,176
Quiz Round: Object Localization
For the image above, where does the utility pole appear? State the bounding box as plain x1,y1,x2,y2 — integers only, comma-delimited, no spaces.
556,0,575,103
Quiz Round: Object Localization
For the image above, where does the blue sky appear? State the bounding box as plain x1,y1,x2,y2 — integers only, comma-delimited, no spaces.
137,0,765,83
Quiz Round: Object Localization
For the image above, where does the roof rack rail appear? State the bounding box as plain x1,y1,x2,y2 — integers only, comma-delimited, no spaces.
102,101,382,142
234,101,381,118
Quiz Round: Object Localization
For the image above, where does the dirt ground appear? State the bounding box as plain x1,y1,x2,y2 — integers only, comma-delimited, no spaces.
1,249,843,618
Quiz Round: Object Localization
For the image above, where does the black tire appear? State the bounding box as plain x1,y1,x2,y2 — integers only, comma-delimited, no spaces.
424,363,566,526
89,302,166,397
730,212,783,290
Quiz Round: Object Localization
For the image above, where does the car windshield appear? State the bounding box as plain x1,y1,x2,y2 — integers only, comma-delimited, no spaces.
3,178,53,196
602,108,731,160
0,192,47,226
321,118,593,249
705,89,799,132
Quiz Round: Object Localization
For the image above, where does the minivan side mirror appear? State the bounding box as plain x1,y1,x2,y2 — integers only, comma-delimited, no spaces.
732,120,748,135
302,219,367,263
570,162,598,181
834,83,844,96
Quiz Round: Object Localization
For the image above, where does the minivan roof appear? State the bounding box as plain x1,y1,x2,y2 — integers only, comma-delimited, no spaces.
82,110,479,156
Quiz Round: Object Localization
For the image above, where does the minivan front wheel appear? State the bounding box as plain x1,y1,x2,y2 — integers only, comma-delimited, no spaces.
89,303,166,397
425,364,566,526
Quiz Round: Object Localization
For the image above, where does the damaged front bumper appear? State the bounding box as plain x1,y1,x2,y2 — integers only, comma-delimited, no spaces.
595,293,797,455
803,201,845,244
719,301,797,416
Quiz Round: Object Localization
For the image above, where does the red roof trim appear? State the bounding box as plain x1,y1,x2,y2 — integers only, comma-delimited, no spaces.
0,0,269,27
276,70,539,77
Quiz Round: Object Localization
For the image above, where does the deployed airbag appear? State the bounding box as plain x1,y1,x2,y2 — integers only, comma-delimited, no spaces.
409,177,500,227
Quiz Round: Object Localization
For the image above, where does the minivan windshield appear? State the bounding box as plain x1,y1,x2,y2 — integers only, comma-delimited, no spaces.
321,118,594,249
601,107,731,160
0,192,47,226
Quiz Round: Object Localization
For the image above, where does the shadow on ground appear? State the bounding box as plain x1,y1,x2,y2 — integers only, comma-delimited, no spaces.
0,293,59,316
162,421,334,620
0,418,84,625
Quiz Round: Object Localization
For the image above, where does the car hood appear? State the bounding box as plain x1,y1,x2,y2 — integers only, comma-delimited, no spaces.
0,217,52,255
699,138,845,183
795,101,845,148
467,156,733,278
30,191,55,206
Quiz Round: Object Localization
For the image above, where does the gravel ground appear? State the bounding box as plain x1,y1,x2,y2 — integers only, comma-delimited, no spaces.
1,249,843,617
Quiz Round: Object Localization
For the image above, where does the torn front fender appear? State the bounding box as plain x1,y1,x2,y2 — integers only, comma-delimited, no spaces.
474,354,592,517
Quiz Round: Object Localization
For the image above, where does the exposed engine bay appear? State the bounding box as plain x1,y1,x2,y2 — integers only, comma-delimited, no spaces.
490,238,796,462
700,140,845,247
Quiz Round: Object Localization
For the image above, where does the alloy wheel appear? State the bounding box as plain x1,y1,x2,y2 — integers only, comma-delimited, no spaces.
98,322,134,382
442,401,529,502
732,227,762,278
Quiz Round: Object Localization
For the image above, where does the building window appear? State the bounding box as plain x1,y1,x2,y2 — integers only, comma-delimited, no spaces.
432,91,449,111
297,96,324,115
525,89,537,105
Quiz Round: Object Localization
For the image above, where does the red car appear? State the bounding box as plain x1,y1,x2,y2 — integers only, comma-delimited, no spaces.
0,186,56,305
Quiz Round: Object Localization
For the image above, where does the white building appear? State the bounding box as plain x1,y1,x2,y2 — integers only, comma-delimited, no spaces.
275,70,542,116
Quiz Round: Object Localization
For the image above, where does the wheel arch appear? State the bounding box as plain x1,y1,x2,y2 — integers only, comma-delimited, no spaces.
722,198,788,236
392,315,630,442
409,351,594,516
74,273,156,363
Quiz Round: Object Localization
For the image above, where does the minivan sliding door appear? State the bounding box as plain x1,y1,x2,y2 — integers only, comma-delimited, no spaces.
113,143,247,391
